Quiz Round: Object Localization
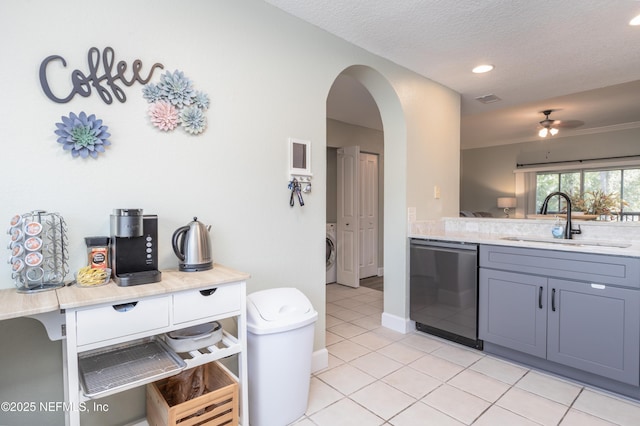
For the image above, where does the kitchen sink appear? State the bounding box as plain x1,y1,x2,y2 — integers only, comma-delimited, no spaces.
499,236,631,248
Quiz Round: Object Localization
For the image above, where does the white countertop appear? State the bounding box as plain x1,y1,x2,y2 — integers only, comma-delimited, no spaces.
410,217,640,257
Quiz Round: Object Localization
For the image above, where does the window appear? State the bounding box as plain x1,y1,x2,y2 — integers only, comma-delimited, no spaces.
535,171,580,213
535,167,640,220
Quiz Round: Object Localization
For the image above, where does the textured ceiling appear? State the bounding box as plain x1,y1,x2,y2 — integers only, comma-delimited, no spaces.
265,0,640,149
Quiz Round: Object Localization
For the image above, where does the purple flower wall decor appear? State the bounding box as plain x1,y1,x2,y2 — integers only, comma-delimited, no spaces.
142,69,209,135
54,112,111,158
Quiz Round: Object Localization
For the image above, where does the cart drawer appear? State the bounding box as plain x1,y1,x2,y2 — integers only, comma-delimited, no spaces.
173,282,242,324
76,295,170,346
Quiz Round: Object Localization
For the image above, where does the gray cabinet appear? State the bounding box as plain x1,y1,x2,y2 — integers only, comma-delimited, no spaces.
479,245,640,387
479,269,547,358
547,278,639,385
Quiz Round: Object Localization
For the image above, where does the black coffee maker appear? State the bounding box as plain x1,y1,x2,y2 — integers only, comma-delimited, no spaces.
110,208,162,286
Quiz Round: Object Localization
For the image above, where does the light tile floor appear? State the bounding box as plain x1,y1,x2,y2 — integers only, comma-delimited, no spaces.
295,283,640,425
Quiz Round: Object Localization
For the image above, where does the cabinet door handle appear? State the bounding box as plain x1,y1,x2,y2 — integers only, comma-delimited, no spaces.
199,288,218,296
538,286,543,309
551,288,556,312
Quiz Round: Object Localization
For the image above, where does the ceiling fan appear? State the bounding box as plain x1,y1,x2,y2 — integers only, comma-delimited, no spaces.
538,109,585,137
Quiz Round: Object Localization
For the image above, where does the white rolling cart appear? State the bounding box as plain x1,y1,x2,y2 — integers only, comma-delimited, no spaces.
55,266,250,426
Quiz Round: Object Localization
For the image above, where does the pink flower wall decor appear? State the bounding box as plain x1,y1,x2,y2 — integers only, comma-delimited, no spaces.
148,100,179,131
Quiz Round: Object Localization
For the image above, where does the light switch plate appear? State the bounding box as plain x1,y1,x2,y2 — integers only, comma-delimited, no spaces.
408,207,416,222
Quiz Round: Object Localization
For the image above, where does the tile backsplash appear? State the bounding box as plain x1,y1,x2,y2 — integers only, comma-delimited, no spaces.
411,217,640,242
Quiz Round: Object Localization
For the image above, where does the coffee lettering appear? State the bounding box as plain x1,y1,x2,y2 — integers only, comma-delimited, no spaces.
39,47,164,104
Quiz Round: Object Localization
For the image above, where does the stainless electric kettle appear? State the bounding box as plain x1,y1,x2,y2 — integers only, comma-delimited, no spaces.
172,217,213,272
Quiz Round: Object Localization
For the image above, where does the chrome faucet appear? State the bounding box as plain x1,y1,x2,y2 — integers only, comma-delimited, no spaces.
540,191,582,239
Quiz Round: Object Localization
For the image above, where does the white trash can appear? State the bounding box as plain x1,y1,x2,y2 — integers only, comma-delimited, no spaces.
246,287,318,426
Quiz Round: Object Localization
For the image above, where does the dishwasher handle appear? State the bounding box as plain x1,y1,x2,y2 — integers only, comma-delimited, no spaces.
410,239,478,252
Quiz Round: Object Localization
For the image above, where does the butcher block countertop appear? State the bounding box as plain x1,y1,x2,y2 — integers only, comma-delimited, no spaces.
0,289,60,321
0,264,250,321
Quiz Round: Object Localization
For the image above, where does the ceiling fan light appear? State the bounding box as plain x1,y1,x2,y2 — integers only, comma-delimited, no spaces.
630,14,640,26
537,110,561,138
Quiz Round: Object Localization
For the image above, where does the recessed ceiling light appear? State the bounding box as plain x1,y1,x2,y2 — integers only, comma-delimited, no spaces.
472,64,494,74
630,14,640,25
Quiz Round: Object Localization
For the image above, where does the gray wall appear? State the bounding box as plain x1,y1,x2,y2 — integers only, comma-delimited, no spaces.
0,1,460,424
461,127,640,217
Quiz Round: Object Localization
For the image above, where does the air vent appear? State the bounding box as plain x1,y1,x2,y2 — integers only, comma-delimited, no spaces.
475,94,501,104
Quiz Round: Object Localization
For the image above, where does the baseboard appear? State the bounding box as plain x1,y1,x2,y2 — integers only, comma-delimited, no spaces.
311,348,329,373
381,312,414,334
377,267,384,277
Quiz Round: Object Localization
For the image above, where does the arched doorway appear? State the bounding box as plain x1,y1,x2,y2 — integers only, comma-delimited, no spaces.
325,65,409,333
326,74,383,289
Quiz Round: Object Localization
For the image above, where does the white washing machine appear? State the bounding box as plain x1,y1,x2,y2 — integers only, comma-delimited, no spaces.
326,223,337,284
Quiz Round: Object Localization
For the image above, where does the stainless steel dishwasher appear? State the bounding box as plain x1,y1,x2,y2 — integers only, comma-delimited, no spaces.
410,239,482,349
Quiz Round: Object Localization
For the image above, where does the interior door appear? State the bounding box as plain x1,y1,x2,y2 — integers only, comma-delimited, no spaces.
337,146,359,287
359,153,378,278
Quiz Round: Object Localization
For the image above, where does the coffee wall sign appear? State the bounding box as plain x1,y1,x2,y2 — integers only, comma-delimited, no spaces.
39,47,164,104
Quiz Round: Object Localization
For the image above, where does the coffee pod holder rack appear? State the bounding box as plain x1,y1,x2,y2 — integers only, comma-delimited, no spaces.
7,210,69,293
